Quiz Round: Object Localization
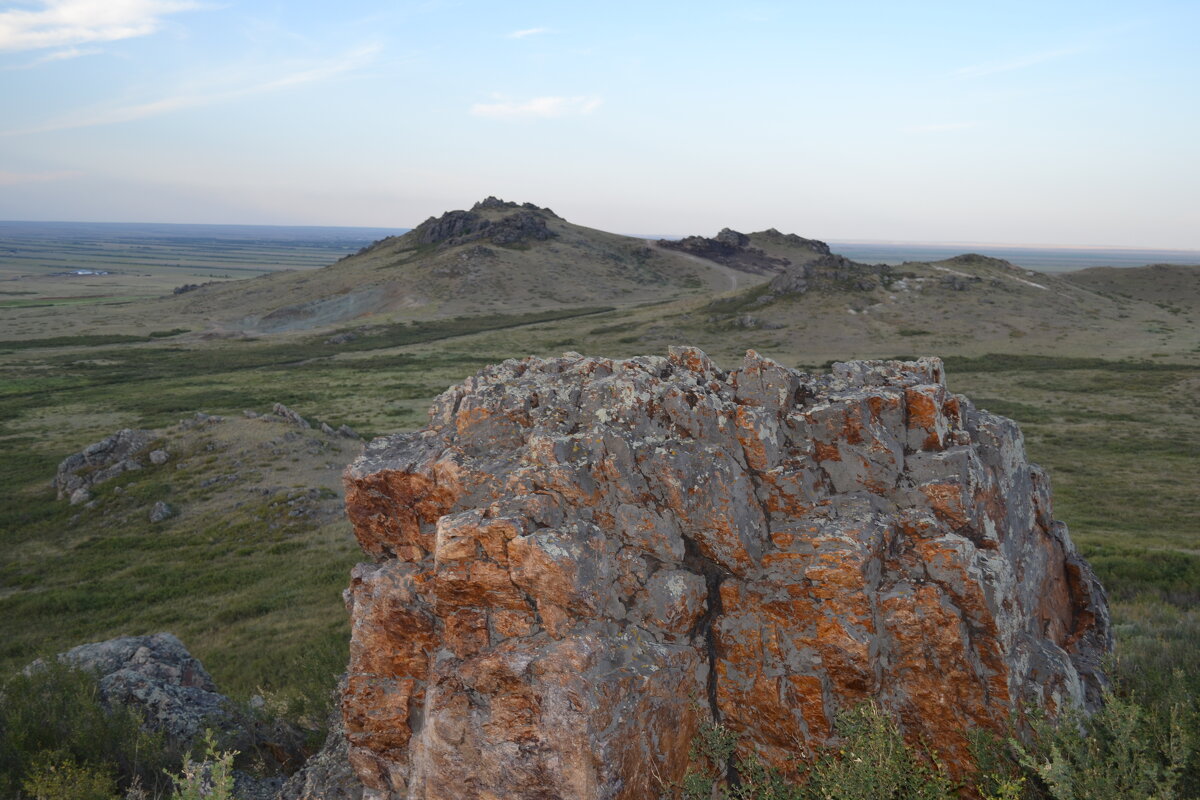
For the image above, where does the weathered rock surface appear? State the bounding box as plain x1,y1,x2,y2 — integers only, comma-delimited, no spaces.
412,201,558,249
44,633,309,789
660,228,793,274
55,633,228,744
54,428,154,500
340,348,1111,799
767,252,892,295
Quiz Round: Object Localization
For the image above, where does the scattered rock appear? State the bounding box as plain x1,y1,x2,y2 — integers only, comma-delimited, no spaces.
149,449,170,465
69,487,92,506
55,428,153,500
768,253,891,295
149,501,174,523
320,422,336,436
340,348,1110,799
336,424,360,440
273,403,312,429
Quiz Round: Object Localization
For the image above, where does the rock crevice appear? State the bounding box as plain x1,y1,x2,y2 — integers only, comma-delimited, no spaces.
340,348,1111,799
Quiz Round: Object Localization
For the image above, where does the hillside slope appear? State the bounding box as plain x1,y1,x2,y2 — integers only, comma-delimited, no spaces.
159,198,737,333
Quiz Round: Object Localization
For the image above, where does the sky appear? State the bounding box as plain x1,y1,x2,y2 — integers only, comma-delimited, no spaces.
1,0,1198,248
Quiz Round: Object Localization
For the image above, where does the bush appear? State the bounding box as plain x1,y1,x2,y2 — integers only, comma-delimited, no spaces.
21,752,117,800
1013,693,1190,800
166,731,236,800
0,660,177,798
667,705,958,800
797,704,957,800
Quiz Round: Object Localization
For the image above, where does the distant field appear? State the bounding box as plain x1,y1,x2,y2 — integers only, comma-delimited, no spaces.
0,221,409,301
829,241,1200,271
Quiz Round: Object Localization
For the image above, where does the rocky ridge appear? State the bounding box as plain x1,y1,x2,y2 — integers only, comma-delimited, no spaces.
659,228,798,274
339,348,1111,799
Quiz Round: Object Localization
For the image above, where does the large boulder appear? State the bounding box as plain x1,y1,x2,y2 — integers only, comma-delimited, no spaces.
339,348,1111,799
46,633,308,781
55,633,228,745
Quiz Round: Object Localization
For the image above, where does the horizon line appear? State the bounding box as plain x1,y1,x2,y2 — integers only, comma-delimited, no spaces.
2,219,1199,254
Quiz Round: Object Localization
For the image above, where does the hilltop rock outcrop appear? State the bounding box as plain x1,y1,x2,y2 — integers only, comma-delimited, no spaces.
660,228,792,274
340,348,1110,799
412,202,557,248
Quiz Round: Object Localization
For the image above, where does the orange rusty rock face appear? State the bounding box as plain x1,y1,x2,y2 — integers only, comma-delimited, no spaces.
339,348,1111,798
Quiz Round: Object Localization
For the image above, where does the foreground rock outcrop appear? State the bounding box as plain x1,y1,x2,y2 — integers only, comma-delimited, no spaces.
340,348,1111,799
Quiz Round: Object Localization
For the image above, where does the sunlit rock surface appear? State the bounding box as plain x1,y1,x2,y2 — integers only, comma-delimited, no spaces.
341,348,1110,799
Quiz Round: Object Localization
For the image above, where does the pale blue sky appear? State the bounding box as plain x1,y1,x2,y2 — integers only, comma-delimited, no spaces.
1,1,1197,247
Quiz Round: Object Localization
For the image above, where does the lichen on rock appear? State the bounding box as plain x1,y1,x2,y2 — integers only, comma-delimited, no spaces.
340,347,1111,799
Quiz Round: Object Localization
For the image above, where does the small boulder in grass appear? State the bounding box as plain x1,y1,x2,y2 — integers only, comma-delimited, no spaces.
149,501,174,523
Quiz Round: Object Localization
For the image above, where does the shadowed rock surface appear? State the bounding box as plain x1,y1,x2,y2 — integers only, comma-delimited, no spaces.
339,348,1111,799
767,253,892,295
660,228,795,274
54,633,229,745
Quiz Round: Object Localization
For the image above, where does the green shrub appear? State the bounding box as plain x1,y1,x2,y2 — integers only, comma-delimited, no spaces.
668,705,957,800
21,752,117,800
797,704,957,800
1013,693,1190,800
166,731,237,800
0,661,177,798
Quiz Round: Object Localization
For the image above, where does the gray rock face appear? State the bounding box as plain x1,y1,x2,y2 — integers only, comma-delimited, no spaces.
55,428,153,500
57,633,227,745
412,204,558,248
659,229,791,274
339,348,1111,798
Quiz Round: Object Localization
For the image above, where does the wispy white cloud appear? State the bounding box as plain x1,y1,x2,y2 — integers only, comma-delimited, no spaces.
2,44,100,70
955,47,1083,79
2,43,381,135
905,121,978,133
0,0,203,53
0,169,82,185
470,95,601,119
507,27,548,39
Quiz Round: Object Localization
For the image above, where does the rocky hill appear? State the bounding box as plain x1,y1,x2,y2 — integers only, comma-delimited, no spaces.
151,198,737,333
338,348,1110,799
